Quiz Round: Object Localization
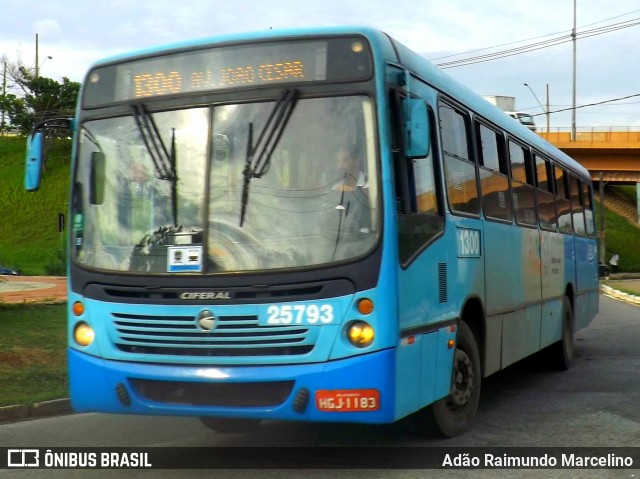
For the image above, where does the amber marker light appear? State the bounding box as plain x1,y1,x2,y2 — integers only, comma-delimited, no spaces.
74,322,95,347
448,339,456,349
347,321,375,348
357,298,374,315
72,301,85,316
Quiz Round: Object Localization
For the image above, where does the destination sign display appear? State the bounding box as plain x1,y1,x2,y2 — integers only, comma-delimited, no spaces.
83,37,372,107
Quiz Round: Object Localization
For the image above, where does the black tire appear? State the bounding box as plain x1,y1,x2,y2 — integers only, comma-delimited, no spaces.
546,296,574,371
415,321,481,438
199,417,261,433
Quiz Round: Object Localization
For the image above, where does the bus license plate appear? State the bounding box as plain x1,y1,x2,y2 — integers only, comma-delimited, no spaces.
315,389,380,412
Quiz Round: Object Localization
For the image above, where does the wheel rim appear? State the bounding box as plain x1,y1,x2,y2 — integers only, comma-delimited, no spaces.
449,349,475,408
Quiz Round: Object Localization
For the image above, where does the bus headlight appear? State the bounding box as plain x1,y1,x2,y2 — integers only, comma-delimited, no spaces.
73,322,95,347
347,321,374,348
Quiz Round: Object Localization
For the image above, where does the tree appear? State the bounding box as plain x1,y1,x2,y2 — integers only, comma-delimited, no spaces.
0,59,80,136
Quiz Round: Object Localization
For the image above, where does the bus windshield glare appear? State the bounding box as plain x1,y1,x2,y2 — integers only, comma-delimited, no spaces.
72,95,379,273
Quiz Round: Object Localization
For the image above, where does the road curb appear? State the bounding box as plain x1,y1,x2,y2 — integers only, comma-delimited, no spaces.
600,284,640,306
0,398,72,423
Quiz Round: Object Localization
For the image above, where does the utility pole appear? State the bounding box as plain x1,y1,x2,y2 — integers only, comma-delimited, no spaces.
35,33,39,79
545,83,550,133
599,172,606,264
571,0,577,141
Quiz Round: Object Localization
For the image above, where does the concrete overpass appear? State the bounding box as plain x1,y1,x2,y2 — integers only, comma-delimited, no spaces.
540,128,640,183
541,128,640,229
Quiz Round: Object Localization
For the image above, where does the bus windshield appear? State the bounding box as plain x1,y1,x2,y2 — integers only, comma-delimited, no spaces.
71,95,379,274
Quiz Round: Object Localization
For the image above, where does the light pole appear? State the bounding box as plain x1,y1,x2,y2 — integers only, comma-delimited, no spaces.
34,33,52,79
523,83,550,133
36,55,53,79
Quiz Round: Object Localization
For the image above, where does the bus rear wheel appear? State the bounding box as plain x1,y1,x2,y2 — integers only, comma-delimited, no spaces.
199,417,261,433
415,321,481,438
545,296,574,371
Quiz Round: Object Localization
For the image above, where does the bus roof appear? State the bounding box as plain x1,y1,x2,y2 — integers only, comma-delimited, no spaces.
384,36,590,181
87,26,589,181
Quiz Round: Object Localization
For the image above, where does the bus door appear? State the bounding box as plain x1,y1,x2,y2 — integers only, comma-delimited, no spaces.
387,79,449,416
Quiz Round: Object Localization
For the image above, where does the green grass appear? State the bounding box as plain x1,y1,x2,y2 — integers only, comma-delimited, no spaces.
596,194,640,272
0,304,67,407
0,136,70,275
603,280,640,296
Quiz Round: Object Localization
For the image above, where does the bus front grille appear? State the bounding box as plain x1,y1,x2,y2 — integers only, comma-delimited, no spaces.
129,378,294,407
111,312,315,357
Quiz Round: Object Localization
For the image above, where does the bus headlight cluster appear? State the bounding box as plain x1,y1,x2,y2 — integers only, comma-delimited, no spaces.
347,321,375,347
72,301,94,347
73,322,95,347
346,298,375,348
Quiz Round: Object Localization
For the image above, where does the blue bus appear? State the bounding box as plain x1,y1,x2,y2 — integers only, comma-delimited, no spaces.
25,27,598,437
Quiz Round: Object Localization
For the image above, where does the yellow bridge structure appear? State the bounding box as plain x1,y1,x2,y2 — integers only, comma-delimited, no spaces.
541,128,640,183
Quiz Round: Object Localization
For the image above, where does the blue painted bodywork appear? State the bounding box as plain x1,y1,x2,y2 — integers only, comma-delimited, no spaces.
65,26,598,423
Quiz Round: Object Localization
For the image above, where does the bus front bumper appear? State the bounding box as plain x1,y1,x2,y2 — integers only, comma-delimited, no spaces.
68,348,397,423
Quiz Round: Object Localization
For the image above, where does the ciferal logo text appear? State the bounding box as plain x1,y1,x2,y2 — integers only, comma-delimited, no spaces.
179,291,231,300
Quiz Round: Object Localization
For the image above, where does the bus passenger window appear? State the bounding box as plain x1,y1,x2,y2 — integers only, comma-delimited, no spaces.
439,102,479,216
534,155,557,230
476,123,511,221
582,181,596,237
554,166,573,234
570,175,586,236
509,141,536,226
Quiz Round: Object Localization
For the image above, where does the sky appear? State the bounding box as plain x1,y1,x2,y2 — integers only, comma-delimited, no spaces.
1,0,639,130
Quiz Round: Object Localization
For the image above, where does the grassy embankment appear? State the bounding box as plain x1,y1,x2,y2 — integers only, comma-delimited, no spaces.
0,136,70,275
0,304,67,407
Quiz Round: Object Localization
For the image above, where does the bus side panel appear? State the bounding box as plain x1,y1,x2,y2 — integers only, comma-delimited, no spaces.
484,223,542,370
394,327,456,419
574,235,599,331
395,228,458,418
484,222,522,315
501,306,540,368
540,230,566,349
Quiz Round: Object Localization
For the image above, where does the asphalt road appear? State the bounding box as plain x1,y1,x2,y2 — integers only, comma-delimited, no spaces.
0,294,638,478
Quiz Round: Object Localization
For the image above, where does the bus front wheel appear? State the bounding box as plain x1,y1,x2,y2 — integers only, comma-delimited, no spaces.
415,321,481,438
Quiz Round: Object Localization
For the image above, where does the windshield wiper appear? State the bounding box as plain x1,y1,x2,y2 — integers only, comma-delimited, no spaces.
239,88,298,227
132,103,179,225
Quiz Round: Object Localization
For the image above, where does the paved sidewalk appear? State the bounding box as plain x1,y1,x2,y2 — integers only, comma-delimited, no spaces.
0,276,66,304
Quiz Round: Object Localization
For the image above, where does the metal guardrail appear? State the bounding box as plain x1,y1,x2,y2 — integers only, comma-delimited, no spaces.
538,127,640,144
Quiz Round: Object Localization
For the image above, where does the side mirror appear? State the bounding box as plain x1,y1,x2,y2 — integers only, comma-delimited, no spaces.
403,98,430,159
25,132,44,191
90,152,106,205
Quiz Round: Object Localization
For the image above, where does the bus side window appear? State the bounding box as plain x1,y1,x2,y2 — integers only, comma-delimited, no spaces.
390,90,444,264
439,101,479,216
476,122,512,222
509,141,537,227
569,175,586,236
534,154,558,230
582,181,596,237
554,166,573,234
